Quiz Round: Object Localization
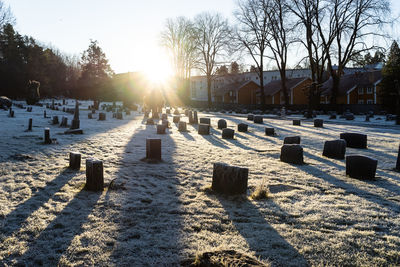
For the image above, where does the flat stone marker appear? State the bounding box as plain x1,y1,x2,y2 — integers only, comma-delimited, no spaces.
69,152,81,170
314,119,323,127
265,127,275,136
293,119,301,126
345,113,355,120
212,163,248,195
237,123,248,132
222,128,234,139
340,133,367,149
284,136,301,144
85,159,104,191
253,115,263,124
346,155,377,179
329,114,337,119
280,144,304,164
200,118,211,125
178,121,187,132
198,123,210,135
323,139,346,159
173,116,180,123
218,119,227,129
44,128,51,144
146,138,161,160
157,124,166,134
98,113,106,121
247,114,254,121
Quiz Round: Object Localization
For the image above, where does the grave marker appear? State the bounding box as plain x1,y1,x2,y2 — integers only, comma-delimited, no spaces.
212,163,248,195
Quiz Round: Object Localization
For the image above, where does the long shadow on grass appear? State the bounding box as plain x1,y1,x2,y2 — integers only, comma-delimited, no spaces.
107,126,183,265
215,194,308,266
299,152,400,212
0,168,79,242
5,185,101,265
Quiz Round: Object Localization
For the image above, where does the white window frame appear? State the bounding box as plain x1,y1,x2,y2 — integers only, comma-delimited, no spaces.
366,87,373,94
358,87,364,94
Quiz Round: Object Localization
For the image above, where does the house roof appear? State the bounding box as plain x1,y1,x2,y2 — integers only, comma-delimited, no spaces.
321,70,382,96
256,77,310,96
214,80,258,96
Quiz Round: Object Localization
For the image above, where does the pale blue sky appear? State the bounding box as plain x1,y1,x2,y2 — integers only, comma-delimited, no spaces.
3,0,400,75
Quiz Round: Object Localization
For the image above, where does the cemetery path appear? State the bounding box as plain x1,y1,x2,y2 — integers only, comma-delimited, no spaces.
1,102,400,266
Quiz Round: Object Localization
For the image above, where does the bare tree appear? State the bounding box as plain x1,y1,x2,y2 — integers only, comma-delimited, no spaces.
0,1,14,28
160,17,197,80
234,0,269,108
193,12,231,107
290,0,328,111
315,0,391,104
263,0,294,106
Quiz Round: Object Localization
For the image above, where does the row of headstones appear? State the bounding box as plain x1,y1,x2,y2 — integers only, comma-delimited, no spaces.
67,138,162,191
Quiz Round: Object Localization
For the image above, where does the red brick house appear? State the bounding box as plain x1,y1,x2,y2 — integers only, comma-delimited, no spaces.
320,71,382,104
257,77,312,105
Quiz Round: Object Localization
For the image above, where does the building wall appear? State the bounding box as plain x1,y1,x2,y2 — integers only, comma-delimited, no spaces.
237,83,258,104
292,79,312,105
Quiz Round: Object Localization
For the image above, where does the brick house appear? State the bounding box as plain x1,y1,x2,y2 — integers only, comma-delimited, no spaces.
257,77,312,105
320,71,382,104
214,80,259,104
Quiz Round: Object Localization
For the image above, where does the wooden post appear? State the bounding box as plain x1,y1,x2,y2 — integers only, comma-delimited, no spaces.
69,152,81,170
146,139,161,160
85,159,104,191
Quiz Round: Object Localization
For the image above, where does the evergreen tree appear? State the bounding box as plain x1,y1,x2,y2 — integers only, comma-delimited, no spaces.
78,40,114,100
381,41,400,117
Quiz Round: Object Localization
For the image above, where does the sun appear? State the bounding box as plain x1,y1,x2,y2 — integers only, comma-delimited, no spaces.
141,49,174,86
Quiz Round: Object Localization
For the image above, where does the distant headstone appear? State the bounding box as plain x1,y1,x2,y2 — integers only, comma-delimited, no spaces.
265,127,275,136
188,111,194,124
323,139,346,159
178,121,187,132
237,123,248,132
52,116,59,125
198,123,210,135
253,116,263,124
146,118,155,125
280,144,304,164
146,138,161,160
340,133,367,149
44,128,51,144
212,163,248,195
161,113,168,120
193,111,198,124
247,114,254,121
222,128,234,139
217,119,227,129
28,118,32,131
396,144,400,171
70,100,80,130
116,112,123,120
157,124,166,134
88,113,93,119
98,113,106,121
69,152,81,170
293,119,301,126
173,116,180,123
314,119,323,127
60,117,68,127
346,155,377,179
85,158,104,191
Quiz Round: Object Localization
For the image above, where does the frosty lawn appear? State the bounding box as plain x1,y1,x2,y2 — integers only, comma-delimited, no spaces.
1,101,400,266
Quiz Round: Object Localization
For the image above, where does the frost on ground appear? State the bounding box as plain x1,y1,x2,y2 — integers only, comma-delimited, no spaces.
0,102,400,266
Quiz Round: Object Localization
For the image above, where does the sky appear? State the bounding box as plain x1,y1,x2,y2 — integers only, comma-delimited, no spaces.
3,0,400,76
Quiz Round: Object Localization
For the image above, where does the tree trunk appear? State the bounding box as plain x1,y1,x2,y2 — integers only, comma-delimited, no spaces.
207,76,212,108
330,73,340,105
259,67,265,110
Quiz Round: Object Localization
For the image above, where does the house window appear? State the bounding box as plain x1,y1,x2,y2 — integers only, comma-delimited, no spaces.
358,99,364,104
367,99,374,104
191,87,197,98
367,87,373,94
358,88,364,94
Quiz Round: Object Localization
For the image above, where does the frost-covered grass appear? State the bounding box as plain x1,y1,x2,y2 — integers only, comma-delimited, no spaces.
1,101,400,266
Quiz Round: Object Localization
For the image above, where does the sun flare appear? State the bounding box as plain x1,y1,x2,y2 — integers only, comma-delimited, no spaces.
141,49,174,86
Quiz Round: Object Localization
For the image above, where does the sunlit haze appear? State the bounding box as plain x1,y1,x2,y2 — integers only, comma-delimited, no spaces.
3,0,400,79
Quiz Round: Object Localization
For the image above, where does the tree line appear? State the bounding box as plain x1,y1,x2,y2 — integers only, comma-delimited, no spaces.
161,0,396,109
0,2,117,102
